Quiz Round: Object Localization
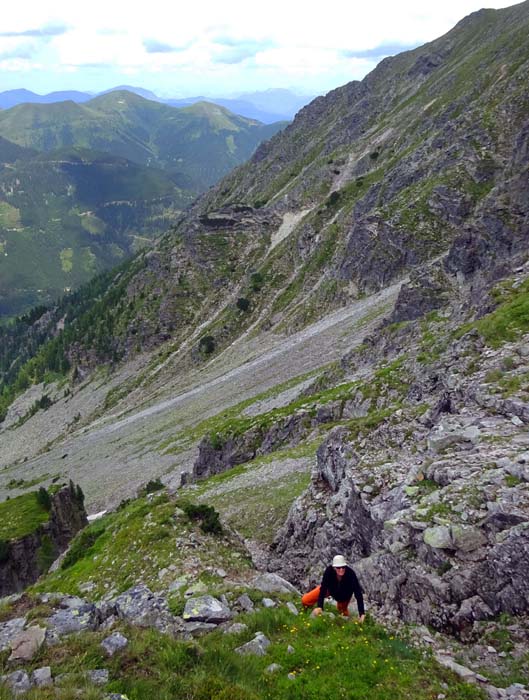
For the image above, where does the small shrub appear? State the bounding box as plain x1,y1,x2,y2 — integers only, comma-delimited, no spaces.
140,478,165,496
437,560,452,575
325,190,341,208
198,335,216,355
505,474,522,487
485,369,503,383
177,501,223,535
250,272,264,292
35,487,52,512
209,432,223,450
236,297,250,312
76,484,85,506
37,394,52,410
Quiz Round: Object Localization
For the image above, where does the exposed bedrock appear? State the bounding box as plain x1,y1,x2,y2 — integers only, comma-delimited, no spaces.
269,395,529,640
0,485,88,596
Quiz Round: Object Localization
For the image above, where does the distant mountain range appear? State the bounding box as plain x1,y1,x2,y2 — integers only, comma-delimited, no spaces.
0,91,287,316
0,91,285,187
0,86,314,123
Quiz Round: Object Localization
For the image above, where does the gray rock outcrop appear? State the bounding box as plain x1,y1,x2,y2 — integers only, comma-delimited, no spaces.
101,631,129,656
183,595,232,624
113,584,182,634
8,625,46,661
0,484,88,596
270,319,529,639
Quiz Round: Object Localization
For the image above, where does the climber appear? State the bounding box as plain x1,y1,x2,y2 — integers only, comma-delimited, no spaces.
301,554,365,620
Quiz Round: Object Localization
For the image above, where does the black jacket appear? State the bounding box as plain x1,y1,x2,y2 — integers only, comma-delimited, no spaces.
317,565,365,614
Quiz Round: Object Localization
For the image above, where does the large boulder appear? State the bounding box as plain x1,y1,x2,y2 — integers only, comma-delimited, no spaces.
46,599,99,638
235,632,271,656
0,617,26,652
113,584,182,634
1,670,31,694
250,572,300,595
183,595,232,624
9,625,46,661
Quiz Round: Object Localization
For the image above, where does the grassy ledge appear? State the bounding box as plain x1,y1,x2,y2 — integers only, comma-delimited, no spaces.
0,491,51,541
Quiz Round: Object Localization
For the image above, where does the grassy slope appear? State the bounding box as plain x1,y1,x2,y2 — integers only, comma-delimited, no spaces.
0,486,486,700
0,609,486,700
0,491,50,540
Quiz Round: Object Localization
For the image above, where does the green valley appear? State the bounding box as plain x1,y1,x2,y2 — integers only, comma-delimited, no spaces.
0,92,286,317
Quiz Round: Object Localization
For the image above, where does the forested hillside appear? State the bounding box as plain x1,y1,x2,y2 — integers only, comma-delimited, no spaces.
0,92,285,317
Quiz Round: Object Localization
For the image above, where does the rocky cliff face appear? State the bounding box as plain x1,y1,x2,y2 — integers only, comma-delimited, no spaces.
0,485,88,596
268,256,529,639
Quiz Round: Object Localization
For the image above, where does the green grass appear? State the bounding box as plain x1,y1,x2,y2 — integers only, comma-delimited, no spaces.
32,492,253,600
456,277,529,347
6,473,59,490
199,470,312,544
158,368,326,454
1,608,486,700
0,201,21,227
0,491,51,540
497,371,529,397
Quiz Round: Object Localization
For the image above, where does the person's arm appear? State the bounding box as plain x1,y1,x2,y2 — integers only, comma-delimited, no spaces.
352,571,365,617
316,567,331,610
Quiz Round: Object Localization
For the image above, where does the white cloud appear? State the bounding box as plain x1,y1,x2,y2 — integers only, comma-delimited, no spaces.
0,0,519,95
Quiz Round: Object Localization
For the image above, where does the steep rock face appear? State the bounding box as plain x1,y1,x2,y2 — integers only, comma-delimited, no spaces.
0,486,88,596
269,266,529,639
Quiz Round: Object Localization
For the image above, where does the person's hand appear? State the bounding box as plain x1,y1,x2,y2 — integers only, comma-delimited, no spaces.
358,614,365,623
312,607,323,617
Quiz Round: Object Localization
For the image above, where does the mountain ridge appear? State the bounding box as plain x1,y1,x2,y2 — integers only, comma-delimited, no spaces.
0,86,313,123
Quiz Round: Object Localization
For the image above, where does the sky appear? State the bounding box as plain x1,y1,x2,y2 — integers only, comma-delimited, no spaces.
0,0,518,99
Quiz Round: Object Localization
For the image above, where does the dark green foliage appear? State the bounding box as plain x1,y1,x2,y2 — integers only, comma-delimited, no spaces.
198,335,216,355
325,190,340,208
250,272,264,292
76,484,85,506
0,264,128,422
209,432,223,450
0,539,9,563
236,297,250,312
35,487,52,512
37,394,52,410
37,534,56,573
67,479,85,507
61,523,105,570
177,500,223,535
140,479,165,496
